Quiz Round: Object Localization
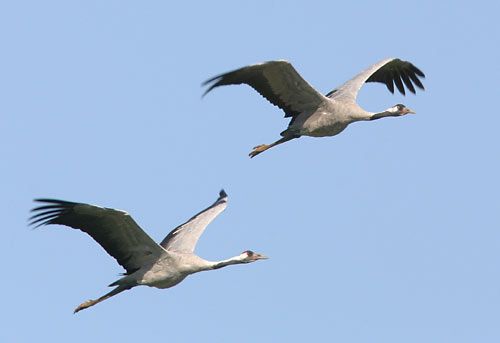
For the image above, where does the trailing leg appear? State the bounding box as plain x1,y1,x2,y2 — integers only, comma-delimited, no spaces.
73,285,133,313
249,136,298,158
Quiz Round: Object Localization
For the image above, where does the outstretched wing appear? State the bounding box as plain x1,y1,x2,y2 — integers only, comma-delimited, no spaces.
203,60,326,118
160,190,228,253
30,199,166,274
327,58,425,103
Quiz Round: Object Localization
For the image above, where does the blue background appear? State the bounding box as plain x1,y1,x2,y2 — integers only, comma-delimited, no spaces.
1,1,499,342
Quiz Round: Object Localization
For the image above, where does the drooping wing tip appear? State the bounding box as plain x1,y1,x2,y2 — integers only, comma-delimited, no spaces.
201,72,232,98
412,64,426,78
201,74,224,98
369,59,426,96
408,63,425,90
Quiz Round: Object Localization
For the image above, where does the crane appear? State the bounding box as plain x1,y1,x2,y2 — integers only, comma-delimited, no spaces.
29,190,267,313
203,58,425,157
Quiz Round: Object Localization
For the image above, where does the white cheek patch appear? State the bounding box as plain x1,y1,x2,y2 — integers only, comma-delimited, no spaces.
240,252,250,259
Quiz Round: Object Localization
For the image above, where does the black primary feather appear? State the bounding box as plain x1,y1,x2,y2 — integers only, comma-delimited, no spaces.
30,199,162,275
366,59,425,95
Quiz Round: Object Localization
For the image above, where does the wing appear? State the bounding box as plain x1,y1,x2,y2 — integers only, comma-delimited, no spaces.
30,199,166,275
160,190,228,253
326,58,425,103
203,60,326,118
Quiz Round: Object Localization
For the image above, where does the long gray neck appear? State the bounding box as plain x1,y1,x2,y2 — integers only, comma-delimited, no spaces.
369,110,399,121
169,252,245,274
206,255,245,270
348,107,398,122
345,105,376,122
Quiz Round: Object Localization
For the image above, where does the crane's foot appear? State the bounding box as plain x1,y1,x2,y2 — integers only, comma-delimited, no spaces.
74,299,98,313
249,144,270,158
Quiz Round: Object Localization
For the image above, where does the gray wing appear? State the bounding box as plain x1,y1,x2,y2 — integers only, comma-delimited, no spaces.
203,60,326,118
327,58,425,103
160,190,228,253
30,199,166,275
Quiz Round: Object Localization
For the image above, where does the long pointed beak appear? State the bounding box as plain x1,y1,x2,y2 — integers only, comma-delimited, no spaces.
407,109,416,114
253,253,269,261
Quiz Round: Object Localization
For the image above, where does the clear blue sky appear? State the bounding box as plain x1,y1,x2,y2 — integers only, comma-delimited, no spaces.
1,1,499,342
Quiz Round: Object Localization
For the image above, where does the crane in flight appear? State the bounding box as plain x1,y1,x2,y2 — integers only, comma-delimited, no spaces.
203,58,425,157
30,190,267,313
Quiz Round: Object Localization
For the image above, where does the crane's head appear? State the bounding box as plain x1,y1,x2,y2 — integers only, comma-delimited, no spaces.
239,250,268,263
370,104,416,120
389,104,416,116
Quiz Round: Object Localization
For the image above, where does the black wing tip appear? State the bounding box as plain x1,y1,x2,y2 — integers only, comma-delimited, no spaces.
201,75,224,98
218,189,228,199
412,65,425,78
28,210,59,228
33,198,74,205
29,198,73,228
202,74,222,86
34,198,57,203
383,59,426,95
201,60,284,98
201,64,247,95
201,85,216,98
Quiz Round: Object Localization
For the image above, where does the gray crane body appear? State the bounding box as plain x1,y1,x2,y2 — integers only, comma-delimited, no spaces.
30,190,268,313
284,101,367,138
203,58,425,157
